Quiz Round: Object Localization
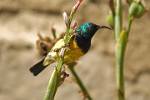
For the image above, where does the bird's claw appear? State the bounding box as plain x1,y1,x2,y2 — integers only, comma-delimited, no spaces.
53,48,60,52
53,43,70,52
62,43,70,48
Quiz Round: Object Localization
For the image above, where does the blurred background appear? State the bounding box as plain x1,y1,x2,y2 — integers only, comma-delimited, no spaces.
0,0,150,100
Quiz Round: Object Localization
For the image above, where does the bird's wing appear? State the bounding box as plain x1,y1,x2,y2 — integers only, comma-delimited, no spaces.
51,35,75,51
43,36,75,66
51,39,65,51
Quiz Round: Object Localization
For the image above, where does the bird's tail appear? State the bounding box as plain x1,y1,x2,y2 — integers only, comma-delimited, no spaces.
29,57,47,76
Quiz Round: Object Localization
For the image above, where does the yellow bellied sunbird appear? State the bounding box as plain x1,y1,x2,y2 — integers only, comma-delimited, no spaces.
29,22,111,76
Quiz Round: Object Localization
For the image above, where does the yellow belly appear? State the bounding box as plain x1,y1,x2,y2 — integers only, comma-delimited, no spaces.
64,48,84,63
46,38,84,64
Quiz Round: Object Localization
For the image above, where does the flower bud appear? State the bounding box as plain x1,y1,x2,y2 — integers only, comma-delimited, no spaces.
129,1,145,18
71,20,78,30
106,11,114,28
62,12,69,27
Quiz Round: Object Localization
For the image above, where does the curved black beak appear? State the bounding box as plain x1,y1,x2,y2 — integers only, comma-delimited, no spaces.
97,25,112,30
101,25,112,30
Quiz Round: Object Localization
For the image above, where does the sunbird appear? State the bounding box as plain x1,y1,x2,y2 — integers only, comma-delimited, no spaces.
30,22,111,76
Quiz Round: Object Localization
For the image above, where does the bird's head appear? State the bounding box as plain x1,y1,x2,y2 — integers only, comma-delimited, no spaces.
76,22,111,40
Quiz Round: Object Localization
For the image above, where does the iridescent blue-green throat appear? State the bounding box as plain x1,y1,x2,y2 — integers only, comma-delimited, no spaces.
75,22,111,53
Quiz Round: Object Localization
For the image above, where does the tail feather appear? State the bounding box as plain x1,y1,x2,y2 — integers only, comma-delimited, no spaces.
29,57,47,76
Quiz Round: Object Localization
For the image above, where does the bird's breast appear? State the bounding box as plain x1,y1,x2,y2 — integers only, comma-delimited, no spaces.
64,38,85,63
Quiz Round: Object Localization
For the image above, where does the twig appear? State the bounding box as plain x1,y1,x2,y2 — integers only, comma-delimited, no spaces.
69,65,92,100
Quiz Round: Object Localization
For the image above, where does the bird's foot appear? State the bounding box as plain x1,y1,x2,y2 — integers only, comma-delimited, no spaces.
53,48,61,52
53,43,70,53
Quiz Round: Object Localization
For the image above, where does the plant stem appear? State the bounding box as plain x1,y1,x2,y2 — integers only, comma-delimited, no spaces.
114,0,125,100
115,0,122,40
69,66,92,100
43,49,65,100
115,35,126,100
127,16,133,36
43,1,84,99
44,68,58,100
